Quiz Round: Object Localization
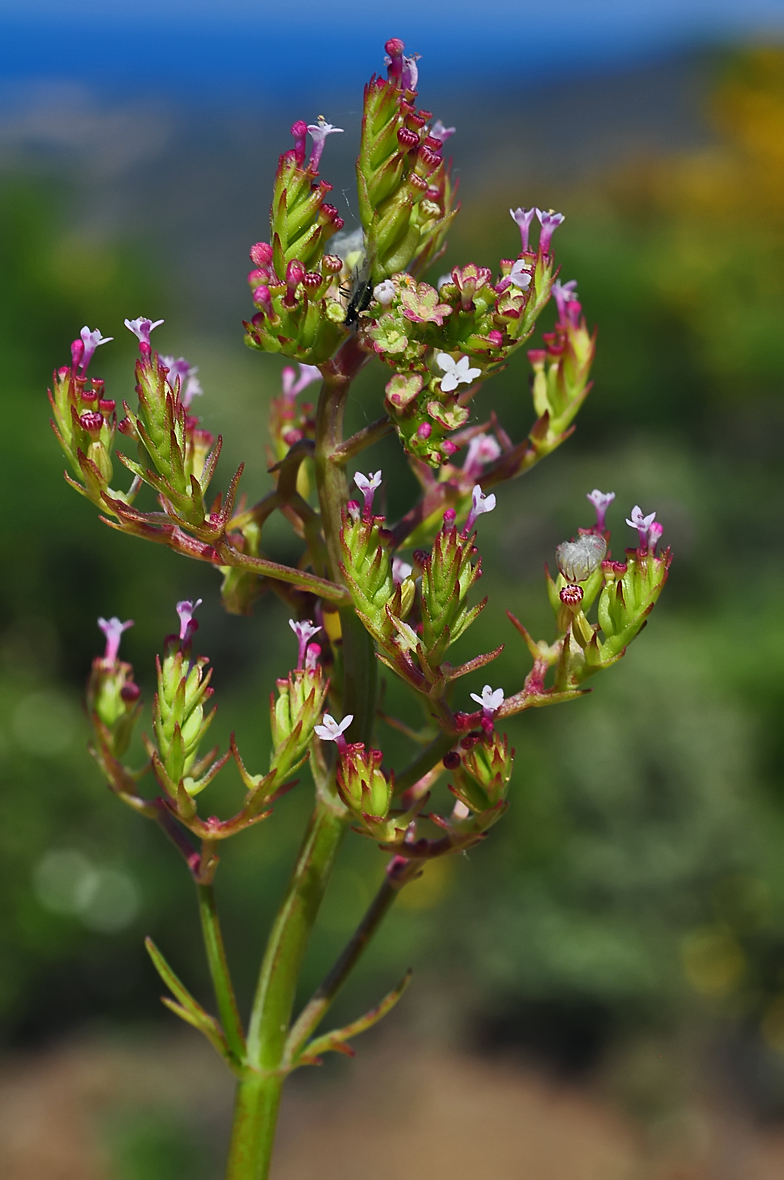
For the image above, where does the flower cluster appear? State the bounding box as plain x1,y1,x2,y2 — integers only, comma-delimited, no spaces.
44,35,672,1166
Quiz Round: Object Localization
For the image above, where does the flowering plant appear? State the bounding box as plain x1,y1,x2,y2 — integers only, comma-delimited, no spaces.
47,38,670,1179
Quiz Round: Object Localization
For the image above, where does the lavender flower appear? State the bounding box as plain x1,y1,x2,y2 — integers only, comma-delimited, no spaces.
510,206,536,252
124,317,165,347
535,208,565,253
176,598,202,644
354,470,382,517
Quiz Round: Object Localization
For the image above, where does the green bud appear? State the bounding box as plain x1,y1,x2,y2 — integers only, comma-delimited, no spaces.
269,664,328,782
421,518,484,665
153,649,215,794
336,744,392,820
452,731,514,812
87,657,142,760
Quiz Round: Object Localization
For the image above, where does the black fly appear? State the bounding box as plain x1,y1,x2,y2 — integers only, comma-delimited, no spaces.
343,258,374,325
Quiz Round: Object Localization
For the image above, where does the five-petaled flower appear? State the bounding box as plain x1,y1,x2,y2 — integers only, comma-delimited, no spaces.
354,470,382,517
176,598,202,644
289,618,321,669
437,353,482,393
125,317,165,347
307,116,344,172
79,326,113,373
98,616,133,664
510,206,536,252
586,488,615,531
464,484,497,534
315,713,353,753
536,208,565,253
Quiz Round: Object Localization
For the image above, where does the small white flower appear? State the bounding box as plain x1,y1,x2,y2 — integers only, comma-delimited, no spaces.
508,259,532,291
626,505,656,531
373,279,396,307
436,274,452,291
354,470,382,496
314,713,354,742
470,685,504,712
437,353,482,393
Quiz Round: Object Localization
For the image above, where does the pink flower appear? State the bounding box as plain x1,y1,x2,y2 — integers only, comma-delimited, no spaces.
176,598,202,644
98,616,133,664
306,116,344,172
78,326,113,373
289,618,321,669
124,317,164,348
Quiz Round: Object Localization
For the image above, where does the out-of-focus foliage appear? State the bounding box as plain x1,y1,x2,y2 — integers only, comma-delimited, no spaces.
3,47,784,1110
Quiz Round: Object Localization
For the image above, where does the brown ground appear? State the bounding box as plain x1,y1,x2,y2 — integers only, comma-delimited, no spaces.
1,1032,784,1179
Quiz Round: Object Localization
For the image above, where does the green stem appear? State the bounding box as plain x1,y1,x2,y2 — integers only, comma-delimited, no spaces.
329,414,393,464
284,866,406,1064
197,883,246,1063
245,801,348,1073
225,1076,283,1180
224,337,374,1179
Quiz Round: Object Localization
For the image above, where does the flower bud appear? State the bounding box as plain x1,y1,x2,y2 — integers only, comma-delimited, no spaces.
336,744,392,820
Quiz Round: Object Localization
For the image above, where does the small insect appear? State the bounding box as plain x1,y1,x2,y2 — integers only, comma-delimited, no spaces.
555,533,607,583
344,261,374,325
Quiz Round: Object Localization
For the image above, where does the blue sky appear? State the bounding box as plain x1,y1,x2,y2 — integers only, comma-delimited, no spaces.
2,0,784,99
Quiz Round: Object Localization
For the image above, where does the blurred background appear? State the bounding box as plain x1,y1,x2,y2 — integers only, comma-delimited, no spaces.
3,1,784,1176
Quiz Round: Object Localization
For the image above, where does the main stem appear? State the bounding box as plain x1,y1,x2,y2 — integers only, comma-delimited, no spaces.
225,339,372,1180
